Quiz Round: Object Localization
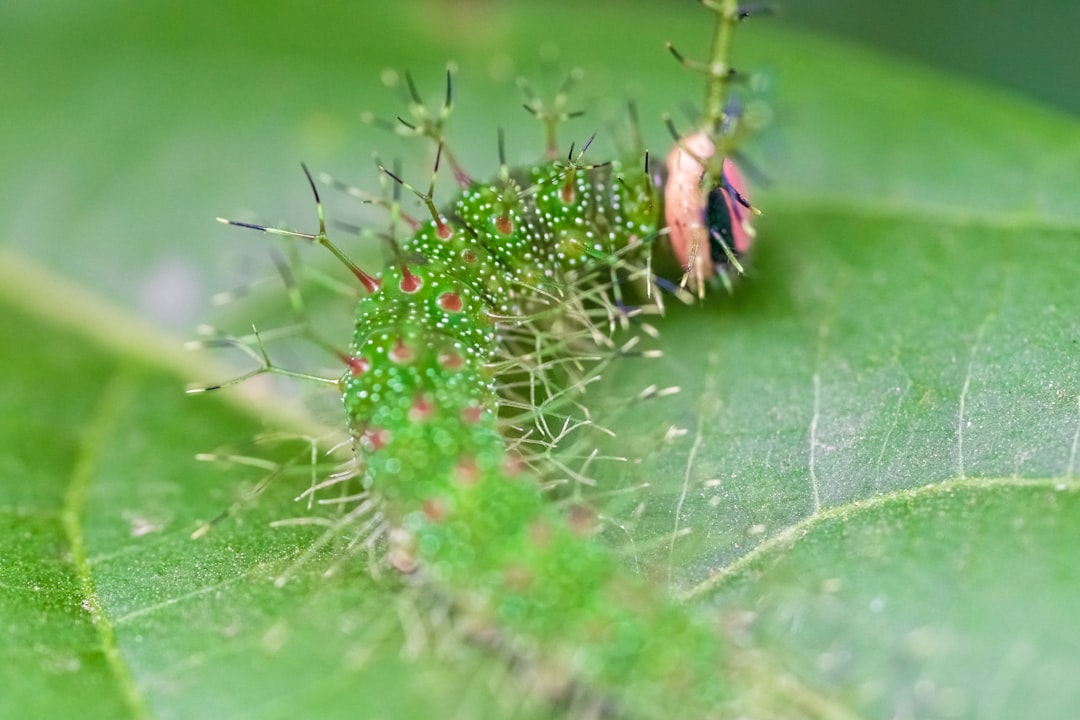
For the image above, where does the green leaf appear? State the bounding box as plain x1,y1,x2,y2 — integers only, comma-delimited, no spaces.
3,1,1078,718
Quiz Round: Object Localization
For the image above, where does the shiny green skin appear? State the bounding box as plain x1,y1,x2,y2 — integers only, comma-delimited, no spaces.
338,158,731,716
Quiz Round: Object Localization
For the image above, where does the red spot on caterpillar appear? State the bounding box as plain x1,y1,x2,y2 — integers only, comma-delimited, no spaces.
461,249,478,264
560,179,575,204
460,405,484,424
399,265,423,293
409,395,434,422
502,563,534,593
438,292,463,313
664,131,753,281
502,453,526,477
388,337,415,364
340,354,372,377
422,496,449,523
352,268,381,295
360,427,391,452
453,457,480,486
567,505,599,536
436,219,453,240
495,215,513,235
438,351,464,371
528,520,554,548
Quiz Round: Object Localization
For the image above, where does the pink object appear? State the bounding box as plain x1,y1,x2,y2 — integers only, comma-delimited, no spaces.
664,131,753,287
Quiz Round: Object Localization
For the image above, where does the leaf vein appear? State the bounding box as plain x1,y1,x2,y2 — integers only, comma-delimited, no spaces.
63,372,155,720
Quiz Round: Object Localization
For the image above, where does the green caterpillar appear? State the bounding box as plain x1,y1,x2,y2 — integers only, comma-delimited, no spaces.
199,1,768,717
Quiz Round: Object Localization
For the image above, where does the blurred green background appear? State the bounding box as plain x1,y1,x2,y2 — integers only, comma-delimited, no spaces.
783,0,1076,115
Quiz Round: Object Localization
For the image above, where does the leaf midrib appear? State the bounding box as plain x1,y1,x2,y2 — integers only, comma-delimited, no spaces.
61,370,153,720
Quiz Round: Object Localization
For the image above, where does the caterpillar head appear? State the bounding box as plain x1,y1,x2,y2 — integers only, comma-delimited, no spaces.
664,131,755,293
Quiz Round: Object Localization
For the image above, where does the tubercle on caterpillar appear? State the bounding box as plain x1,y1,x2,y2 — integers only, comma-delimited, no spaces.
195,0,780,717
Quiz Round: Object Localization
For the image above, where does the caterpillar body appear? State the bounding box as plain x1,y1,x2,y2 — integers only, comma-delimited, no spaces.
341,154,722,717
199,1,766,717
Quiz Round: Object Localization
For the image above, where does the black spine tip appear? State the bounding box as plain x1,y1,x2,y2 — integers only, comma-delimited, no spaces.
300,162,322,205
